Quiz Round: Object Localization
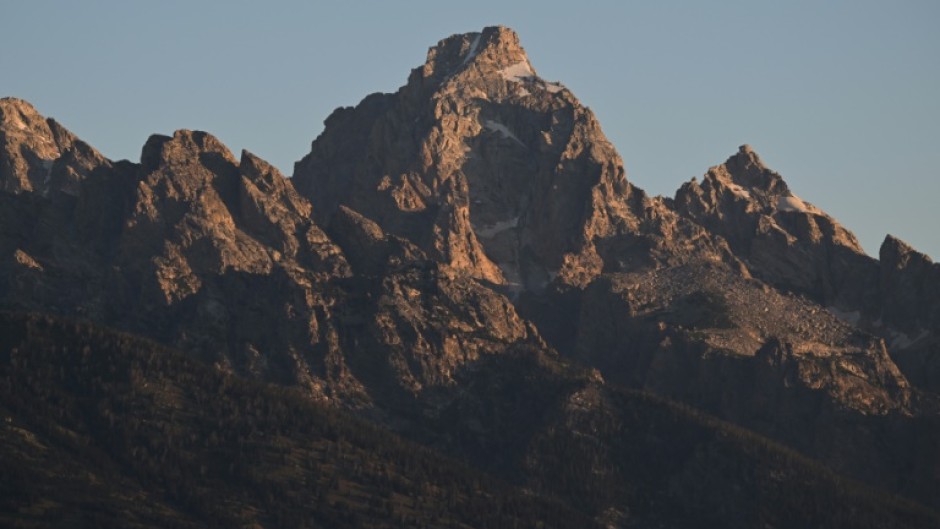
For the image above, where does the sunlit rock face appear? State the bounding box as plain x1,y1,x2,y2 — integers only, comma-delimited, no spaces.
0,97,112,198
293,26,736,293
0,97,547,410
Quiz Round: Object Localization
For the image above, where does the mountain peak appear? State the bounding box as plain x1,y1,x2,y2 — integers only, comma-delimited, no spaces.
295,25,733,291
0,97,100,194
140,129,237,172
0,97,43,131
0,98,78,148
674,143,872,305
733,143,763,166
718,144,786,194
419,26,535,83
882,234,914,254
881,234,933,266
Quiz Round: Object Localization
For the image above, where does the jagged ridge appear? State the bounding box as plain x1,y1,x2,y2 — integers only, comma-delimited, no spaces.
2,25,940,520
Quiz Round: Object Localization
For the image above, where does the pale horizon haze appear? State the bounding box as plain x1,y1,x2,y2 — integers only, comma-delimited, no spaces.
2,1,937,259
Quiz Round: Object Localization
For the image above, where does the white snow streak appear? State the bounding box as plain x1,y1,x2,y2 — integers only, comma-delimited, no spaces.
497,261,524,297
483,120,525,146
827,306,860,325
499,61,534,82
543,81,564,93
891,329,930,349
776,194,825,215
474,216,520,238
777,195,809,213
462,34,482,65
40,158,54,184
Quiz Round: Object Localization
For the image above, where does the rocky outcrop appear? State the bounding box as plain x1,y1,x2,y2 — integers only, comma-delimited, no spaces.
0,104,550,412
674,145,879,309
102,130,364,396
879,235,940,333
321,203,544,409
877,235,940,392
293,26,737,293
672,146,940,395
0,98,128,320
0,97,109,196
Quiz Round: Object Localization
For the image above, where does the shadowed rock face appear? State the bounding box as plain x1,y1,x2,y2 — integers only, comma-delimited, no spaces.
573,263,928,493
878,235,940,392
2,27,940,517
880,235,940,333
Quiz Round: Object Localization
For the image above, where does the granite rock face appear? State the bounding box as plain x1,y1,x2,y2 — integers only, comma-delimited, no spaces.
0,113,543,406
674,145,879,309
289,27,939,505
2,26,940,515
669,143,940,394
293,26,738,294
0,98,107,195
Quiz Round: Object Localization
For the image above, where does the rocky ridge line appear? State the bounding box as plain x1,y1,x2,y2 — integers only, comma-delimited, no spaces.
2,25,940,512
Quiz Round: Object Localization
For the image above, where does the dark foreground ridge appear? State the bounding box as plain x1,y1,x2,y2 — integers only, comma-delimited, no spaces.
2,311,937,528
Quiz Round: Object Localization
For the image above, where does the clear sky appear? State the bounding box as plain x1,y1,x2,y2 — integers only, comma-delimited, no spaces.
2,1,938,259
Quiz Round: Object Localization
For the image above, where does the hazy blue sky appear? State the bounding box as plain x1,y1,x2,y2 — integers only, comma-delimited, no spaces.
3,1,938,258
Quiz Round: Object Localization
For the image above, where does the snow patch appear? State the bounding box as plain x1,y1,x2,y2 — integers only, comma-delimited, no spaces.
891,329,930,349
498,61,563,94
542,81,565,93
40,158,54,184
499,61,534,82
776,194,823,214
483,120,525,147
497,261,524,298
776,195,808,212
37,158,57,197
827,306,860,325
462,34,482,65
891,332,912,349
474,216,520,238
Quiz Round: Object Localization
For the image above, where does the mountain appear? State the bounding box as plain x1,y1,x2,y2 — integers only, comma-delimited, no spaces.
2,25,940,526
674,145,875,308
294,26,940,508
293,27,740,292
